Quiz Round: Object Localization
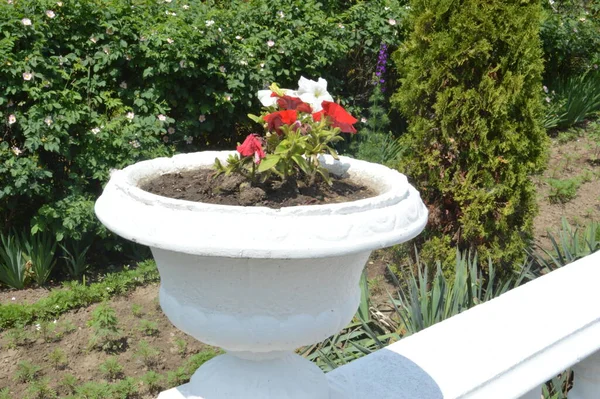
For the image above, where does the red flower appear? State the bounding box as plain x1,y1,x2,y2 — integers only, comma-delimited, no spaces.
263,110,297,136
237,134,265,164
276,95,312,113
318,101,358,134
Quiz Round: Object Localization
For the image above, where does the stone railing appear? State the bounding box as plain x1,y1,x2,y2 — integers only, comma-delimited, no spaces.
328,250,600,398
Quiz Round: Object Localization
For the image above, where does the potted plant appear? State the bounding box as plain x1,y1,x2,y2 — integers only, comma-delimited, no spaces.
95,77,428,399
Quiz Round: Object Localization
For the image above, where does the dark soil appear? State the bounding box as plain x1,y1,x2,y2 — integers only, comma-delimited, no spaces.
141,168,376,208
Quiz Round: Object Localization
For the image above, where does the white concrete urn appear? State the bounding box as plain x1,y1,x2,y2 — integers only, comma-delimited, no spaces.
95,151,427,399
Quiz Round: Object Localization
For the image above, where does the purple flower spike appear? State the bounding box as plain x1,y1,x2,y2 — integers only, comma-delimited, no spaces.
374,42,389,86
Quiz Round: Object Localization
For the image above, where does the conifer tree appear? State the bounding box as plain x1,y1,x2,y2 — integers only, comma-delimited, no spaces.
392,0,549,272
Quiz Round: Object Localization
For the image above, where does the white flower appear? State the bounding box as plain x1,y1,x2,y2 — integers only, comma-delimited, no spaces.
44,116,53,126
205,20,215,27
388,19,397,26
130,140,140,148
545,97,551,103
384,6,390,11
11,146,21,156
35,323,41,331
225,95,231,101
55,305,59,309
266,40,275,47
185,136,193,144
46,10,55,18
23,72,33,81
158,114,166,121
126,111,135,120
8,114,16,124
120,81,127,89
11,297,16,301
90,36,97,43
166,38,174,44
277,11,285,18
218,27,222,32
260,63,265,68
168,127,175,135
198,114,206,122
165,0,171,2
57,2,63,6
361,117,367,123
91,127,100,134
296,76,333,112
21,18,32,26
338,24,344,29
103,47,110,54
543,85,548,93
239,60,248,65
219,65,226,73
106,27,114,35
7,0,13,4
257,88,298,107
235,35,243,40
53,320,57,324
182,4,189,9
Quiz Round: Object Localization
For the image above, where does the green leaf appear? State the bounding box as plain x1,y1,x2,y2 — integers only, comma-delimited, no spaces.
257,155,280,173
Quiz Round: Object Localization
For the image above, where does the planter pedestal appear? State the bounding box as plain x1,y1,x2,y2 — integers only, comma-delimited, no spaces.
95,151,427,399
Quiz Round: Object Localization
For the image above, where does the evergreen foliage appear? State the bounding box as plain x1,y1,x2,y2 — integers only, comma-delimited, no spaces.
392,0,549,272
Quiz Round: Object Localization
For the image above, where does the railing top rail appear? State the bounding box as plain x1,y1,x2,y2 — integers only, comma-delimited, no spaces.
328,252,600,399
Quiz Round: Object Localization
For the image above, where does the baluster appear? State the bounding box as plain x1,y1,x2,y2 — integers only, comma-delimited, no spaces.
570,350,600,399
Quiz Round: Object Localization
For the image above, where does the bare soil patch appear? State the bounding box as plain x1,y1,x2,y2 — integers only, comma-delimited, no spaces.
531,123,600,250
0,284,216,398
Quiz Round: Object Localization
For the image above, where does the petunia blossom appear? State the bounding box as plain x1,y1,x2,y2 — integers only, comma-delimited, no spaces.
8,114,16,125
257,89,297,107
23,72,33,81
237,134,265,164
276,95,312,113
313,101,357,134
263,110,297,136
296,76,333,112
46,10,55,18
21,18,32,26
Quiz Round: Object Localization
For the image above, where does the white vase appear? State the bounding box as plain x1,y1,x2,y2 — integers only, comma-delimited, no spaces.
95,151,427,399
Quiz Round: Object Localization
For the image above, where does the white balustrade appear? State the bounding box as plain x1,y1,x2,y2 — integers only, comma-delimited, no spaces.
328,251,600,399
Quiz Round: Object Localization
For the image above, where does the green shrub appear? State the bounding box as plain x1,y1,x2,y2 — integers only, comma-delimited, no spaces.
141,371,164,394
87,302,123,352
547,177,581,204
544,69,600,129
99,357,124,381
21,230,57,286
48,348,68,370
27,377,57,399
540,0,600,80
14,360,41,383
1,0,407,245
392,0,549,273
0,232,27,289
138,319,159,336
